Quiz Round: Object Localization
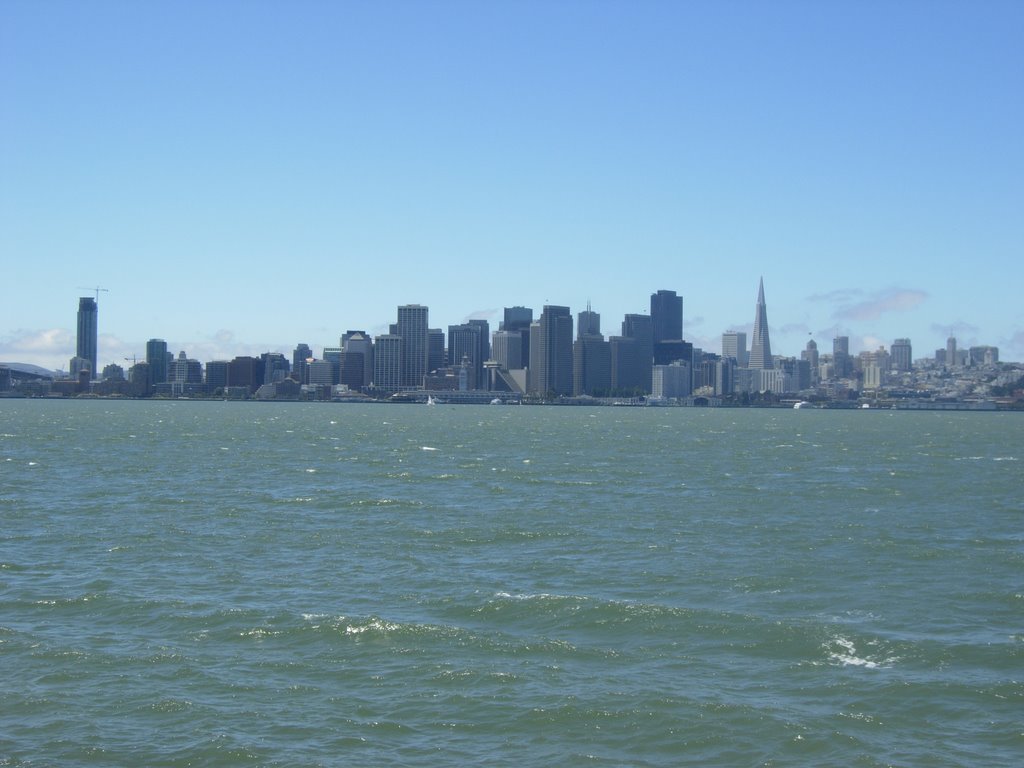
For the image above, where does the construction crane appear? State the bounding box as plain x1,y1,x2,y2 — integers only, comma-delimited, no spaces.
78,286,109,301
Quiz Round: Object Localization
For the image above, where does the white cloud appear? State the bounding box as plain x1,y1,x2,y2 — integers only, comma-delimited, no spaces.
834,289,928,322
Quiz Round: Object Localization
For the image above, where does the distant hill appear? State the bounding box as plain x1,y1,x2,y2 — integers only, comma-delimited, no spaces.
0,362,58,379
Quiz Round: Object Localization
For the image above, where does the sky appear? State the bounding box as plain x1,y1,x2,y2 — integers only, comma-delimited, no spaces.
2,0,1022,373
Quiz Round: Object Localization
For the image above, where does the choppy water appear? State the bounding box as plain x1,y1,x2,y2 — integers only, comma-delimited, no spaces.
1,400,1021,766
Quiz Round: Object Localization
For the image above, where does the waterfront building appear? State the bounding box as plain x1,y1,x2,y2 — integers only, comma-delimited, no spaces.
228,356,259,393
748,278,772,369
650,289,683,343
573,332,611,396
205,360,229,389
448,323,487,389
622,313,654,393
307,359,334,386
502,306,533,371
292,343,312,384
101,363,124,381
652,361,692,399
427,328,446,373
338,352,364,389
397,305,429,388
609,336,642,393
528,305,573,397
76,297,98,377
322,347,343,385
261,352,289,383
342,331,375,387
722,331,748,368
492,330,524,371
146,339,168,393
373,334,402,390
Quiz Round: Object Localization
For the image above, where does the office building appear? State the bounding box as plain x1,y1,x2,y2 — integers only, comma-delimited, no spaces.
528,305,573,396
833,335,851,379
397,305,428,388
650,289,683,343
342,331,375,387
748,278,772,369
891,339,912,372
622,313,654,393
652,361,692,399
292,343,312,384
373,334,402,390
492,330,524,371
146,339,168,393
722,331,748,368
76,297,98,376
573,331,610,396
427,328,445,373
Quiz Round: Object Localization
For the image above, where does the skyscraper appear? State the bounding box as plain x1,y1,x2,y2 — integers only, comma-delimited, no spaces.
622,313,654,393
748,278,772,369
76,297,98,375
833,336,851,378
146,338,168,393
722,331,748,367
397,304,429,388
650,289,682,343
528,305,573,397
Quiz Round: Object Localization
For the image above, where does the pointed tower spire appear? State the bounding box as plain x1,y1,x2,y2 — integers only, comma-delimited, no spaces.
748,277,772,369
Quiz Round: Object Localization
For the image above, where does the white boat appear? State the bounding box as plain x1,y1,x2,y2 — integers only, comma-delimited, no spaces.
490,398,503,405
426,395,436,406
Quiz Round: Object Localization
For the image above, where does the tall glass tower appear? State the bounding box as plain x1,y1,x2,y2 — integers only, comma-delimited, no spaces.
76,297,98,375
748,278,772,369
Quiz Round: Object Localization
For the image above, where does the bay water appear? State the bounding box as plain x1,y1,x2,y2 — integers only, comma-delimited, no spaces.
1,400,1021,766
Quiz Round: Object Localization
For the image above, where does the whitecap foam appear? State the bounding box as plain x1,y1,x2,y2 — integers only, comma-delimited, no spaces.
826,635,896,669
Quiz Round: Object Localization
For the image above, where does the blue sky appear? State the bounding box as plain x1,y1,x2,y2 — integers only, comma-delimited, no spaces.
2,0,1022,372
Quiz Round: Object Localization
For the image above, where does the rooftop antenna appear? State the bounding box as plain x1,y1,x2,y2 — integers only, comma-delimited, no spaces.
79,286,109,301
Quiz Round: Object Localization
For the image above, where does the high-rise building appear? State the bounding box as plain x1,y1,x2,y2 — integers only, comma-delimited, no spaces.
397,305,428,388
373,334,402,390
946,336,958,369
578,305,601,338
342,331,375,387
891,338,912,372
427,328,446,373
492,330,524,371
528,306,573,397
502,306,533,372
802,339,819,383
722,331,748,367
748,278,772,369
650,289,683,343
146,339,168,393
609,336,641,393
448,323,487,389
292,343,312,384
205,360,229,389
76,297,98,376
501,306,533,332
622,313,654,393
573,333,611,396
833,336,851,378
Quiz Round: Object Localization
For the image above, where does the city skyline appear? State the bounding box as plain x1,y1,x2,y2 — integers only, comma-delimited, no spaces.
2,2,1022,370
